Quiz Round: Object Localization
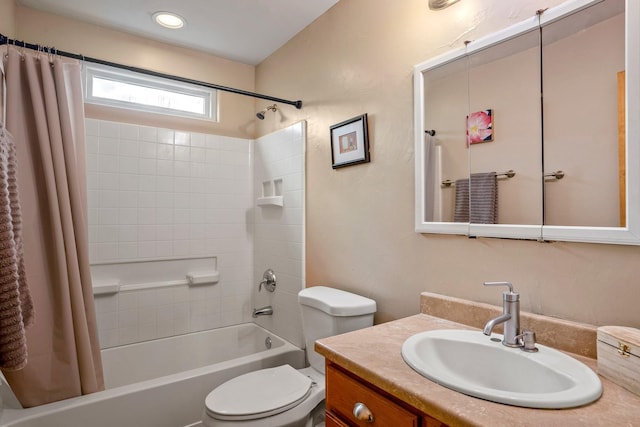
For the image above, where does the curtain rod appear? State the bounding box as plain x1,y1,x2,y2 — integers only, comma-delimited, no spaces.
0,33,303,110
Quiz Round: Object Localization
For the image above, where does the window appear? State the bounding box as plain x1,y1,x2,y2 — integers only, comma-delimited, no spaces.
83,64,217,121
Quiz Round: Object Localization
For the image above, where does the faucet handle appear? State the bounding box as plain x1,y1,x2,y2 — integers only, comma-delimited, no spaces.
483,281,514,292
516,329,539,352
484,281,518,302
258,269,277,292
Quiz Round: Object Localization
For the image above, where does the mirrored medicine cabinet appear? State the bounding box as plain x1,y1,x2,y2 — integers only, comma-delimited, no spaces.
414,0,640,245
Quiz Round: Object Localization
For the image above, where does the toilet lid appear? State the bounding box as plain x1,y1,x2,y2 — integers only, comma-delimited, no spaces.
205,365,313,421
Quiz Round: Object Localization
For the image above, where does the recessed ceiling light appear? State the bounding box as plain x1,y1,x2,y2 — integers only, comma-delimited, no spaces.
153,11,186,29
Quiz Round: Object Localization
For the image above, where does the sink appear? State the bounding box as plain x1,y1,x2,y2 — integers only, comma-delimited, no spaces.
401,329,602,409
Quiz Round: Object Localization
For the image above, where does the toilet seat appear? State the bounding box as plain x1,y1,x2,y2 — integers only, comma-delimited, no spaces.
205,365,313,421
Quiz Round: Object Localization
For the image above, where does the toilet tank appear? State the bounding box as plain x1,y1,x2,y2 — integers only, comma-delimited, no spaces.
298,286,376,373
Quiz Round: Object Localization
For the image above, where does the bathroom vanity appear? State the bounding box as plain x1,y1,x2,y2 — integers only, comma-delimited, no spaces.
316,293,640,426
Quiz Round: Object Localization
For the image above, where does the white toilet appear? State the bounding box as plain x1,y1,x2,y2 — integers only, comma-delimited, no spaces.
201,286,377,427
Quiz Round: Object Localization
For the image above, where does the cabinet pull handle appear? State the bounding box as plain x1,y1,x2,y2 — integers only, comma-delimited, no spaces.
353,402,374,423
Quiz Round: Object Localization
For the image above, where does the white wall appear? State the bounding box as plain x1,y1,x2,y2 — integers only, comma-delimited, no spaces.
253,122,306,348
87,119,255,347
89,120,306,349
85,118,253,262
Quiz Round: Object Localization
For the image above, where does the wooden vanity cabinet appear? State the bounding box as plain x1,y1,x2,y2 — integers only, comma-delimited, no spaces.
325,411,348,427
325,362,449,427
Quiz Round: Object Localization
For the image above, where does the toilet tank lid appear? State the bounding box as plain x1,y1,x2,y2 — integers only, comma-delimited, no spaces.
298,286,376,316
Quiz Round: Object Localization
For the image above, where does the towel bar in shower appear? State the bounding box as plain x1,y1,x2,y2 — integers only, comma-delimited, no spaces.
441,170,516,187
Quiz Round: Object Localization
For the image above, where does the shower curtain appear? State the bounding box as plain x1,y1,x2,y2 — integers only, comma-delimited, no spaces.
1,47,104,407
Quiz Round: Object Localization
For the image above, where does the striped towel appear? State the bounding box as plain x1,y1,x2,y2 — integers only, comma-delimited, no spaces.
454,172,498,224
0,129,34,371
453,178,469,222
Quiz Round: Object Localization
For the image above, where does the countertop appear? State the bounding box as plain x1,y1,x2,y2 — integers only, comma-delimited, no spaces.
315,313,640,426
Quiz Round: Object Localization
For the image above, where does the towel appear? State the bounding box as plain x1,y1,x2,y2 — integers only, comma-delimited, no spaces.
470,172,498,224
453,178,470,222
0,129,33,371
453,172,498,224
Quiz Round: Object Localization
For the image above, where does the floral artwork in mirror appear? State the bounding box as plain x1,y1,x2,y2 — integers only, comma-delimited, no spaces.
467,109,494,145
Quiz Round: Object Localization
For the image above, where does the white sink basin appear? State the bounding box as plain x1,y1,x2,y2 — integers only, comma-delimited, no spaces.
401,329,602,409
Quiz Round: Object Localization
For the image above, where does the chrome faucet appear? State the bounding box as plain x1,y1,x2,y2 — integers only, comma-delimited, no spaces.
482,281,521,347
252,305,273,318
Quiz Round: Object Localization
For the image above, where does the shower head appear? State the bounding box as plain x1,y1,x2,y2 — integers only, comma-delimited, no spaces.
256,104,277,120
429,0,460,10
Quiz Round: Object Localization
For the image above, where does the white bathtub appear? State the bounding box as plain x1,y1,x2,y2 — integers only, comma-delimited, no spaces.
0,323,305,427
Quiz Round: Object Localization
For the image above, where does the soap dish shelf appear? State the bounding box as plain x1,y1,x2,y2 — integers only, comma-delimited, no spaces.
258,178,284,207
257,196,284,207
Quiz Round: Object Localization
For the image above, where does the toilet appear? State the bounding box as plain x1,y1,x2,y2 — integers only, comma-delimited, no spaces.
201,286,377,427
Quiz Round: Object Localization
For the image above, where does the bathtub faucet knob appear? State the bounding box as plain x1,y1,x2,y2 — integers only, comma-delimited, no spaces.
258,269,276,292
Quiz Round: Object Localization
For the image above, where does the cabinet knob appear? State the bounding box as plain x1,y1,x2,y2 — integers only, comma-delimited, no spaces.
353,402,374,423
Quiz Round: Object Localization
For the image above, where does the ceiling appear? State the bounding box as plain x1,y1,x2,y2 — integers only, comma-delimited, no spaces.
17,0,339,65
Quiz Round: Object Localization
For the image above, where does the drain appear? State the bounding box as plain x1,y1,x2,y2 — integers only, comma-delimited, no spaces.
265,336,272,349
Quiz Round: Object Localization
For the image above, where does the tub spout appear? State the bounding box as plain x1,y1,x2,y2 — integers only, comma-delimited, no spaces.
252,306,273,318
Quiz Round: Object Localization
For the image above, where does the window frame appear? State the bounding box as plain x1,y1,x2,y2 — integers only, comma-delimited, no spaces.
83,64,217,121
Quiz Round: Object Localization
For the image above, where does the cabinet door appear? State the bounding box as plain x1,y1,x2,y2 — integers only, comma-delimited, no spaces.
325,411,349,427
423,414,448,427
326,364,419,427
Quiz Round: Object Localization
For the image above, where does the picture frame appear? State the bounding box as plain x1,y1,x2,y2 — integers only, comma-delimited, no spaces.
330,114,370,169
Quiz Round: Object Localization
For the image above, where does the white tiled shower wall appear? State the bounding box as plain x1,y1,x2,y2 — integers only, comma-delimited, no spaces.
85,119,252,262
253,122,306,349
86,119,254,348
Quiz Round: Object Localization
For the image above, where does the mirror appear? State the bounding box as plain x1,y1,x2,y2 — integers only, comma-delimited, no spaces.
414,0,640,245
422,52,469,224
541,0,625,228
466,29,542,239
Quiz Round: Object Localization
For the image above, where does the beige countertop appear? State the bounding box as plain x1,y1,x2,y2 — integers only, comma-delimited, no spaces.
315,313,640,426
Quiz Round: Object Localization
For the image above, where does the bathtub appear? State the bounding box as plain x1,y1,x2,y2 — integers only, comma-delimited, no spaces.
0,323,305,427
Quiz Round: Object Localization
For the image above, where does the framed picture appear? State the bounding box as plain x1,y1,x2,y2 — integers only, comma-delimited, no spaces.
467,109,494,146
330,114,370,169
